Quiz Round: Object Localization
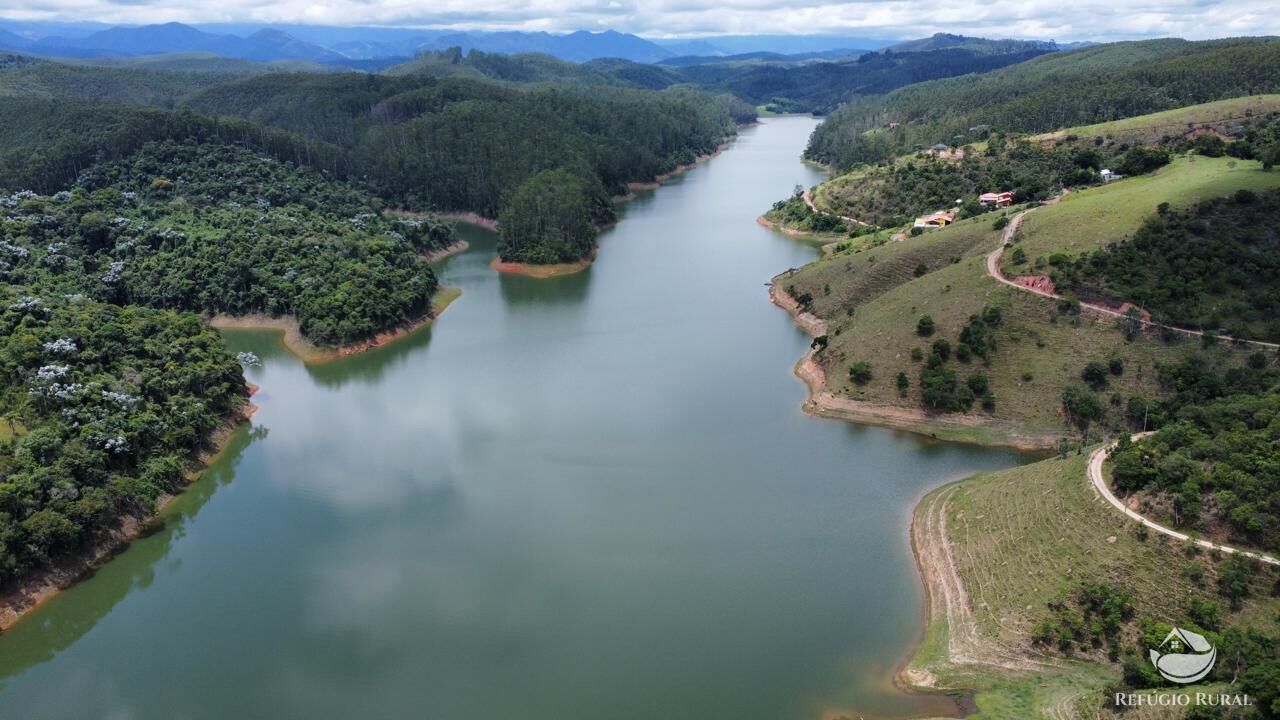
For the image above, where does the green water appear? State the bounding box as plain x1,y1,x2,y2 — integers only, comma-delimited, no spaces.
0,117,1029,719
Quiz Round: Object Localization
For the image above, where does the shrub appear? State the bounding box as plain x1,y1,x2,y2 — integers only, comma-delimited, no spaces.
849,361,873,385
931,338,951,361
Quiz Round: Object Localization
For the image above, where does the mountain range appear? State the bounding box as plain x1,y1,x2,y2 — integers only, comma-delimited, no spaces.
0,22,345,62
0,21,1075,68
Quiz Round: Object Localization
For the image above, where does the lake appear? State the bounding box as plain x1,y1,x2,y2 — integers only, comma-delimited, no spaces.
0,117,1028,719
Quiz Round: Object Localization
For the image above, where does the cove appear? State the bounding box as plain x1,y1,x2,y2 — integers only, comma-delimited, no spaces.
0,117,1030,719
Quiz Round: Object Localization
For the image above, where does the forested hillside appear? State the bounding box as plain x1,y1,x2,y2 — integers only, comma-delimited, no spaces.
0,292,247,588
808,38,1280,169
0,53,240,106
182,74,750,262
382,43,1052,115
0,98,352,194
1055,189,1280,341
671,47,1050,114
8,140,453,346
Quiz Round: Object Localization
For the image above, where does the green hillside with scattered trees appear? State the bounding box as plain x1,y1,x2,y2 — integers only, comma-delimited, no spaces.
807,38,1280,170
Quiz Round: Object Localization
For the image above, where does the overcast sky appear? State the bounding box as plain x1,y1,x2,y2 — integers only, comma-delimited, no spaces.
2,0,1277,41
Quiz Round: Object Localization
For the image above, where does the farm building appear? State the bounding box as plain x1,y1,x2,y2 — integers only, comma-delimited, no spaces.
979,191,1014,208
913,211,956,229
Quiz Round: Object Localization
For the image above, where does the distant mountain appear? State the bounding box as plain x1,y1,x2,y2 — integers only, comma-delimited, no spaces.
409,29,673,63
659,49,866,67
883,32,1058,55
554,30,671,62
653,39,724,57
0,27,32,50
20,22,345,62
657,35,895,55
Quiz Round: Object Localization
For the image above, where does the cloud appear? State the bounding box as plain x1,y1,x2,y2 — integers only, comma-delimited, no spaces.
2,0,1279,41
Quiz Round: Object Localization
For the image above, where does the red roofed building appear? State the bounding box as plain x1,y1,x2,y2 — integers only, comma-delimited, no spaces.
979,191,1013,208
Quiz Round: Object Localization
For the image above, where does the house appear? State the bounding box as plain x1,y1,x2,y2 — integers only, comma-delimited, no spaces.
930,143,949,152
979,191,1014,208
887,122,900,129
913,210,956,229
1100,169,1122,183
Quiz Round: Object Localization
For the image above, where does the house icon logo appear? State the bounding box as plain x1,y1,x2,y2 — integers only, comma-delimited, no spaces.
1150,627,1216,684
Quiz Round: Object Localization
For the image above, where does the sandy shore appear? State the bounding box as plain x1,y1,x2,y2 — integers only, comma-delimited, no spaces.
769,282,1061,451
490,256,593,278
422,239,470,263
756,214,844,240
211,287,461,365
0,396,256,630
436,211,498,231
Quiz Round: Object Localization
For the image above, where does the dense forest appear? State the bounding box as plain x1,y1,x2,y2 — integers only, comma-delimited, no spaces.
382,43,1053,115
671,47,1050,114
6,140,453,346
0,290,247,587
0,60,751,265
807,38,1280,169
180,74,749,262
1055,190,1280,342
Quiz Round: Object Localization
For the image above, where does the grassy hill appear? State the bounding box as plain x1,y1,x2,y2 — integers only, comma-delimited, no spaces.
778,152,1280,445
801,96,1280,230
910,453,1280,718
1031,94,1280,148
1003,156,1280,276
807,38,1280,170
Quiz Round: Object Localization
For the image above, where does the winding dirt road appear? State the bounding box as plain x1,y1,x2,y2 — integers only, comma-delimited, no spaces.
986,209,1280,349
801,189,868,226
1088,437,1280,566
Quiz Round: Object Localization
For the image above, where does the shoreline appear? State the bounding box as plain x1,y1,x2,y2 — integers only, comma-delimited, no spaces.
383,207,499,231
421,239,470,263
768,282,1062,451
436,211,499,231
490,256,593,278
494,140,737,277
210,286,462,365
0,396,257,631
612,142,733,203
757,214,817,238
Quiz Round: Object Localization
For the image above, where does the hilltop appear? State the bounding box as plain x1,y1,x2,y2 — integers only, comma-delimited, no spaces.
807,37,1280,169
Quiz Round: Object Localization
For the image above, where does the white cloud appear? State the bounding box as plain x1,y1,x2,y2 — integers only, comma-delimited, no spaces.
2,0,1279,41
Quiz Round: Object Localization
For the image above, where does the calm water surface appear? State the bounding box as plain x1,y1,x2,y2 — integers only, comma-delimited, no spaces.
0,117,1029,719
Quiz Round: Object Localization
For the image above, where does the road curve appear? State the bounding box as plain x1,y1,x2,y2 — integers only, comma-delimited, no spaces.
1088,437,1280,566
801,189,869,226
986,209,1279,350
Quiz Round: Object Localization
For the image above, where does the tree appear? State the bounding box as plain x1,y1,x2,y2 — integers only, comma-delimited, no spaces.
896,371,910,396
1082,361,1109,390
916,315,935,336
1219,554,1256,609
1061,386,1104,431
849,361,873,385
931,338,951,361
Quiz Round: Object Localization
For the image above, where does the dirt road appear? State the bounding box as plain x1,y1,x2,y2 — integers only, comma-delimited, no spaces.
1088,437,1280,566
986,209,1279,349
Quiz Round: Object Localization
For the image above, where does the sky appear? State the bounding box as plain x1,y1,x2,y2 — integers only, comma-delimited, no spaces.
1,0,1277,42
